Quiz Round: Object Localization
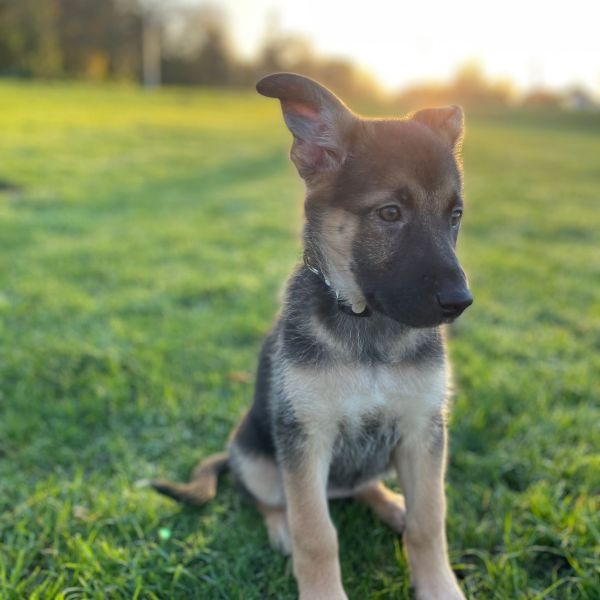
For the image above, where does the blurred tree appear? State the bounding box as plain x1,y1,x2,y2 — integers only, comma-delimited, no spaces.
0,0,142,80
396,61,515,110
450,61,513,106
522,88,562,109
0,0,62,77
0,0,570,110
57,0,142,80
563,86,598,111
257,14,316,75
161,4,234,86
255,19,381,101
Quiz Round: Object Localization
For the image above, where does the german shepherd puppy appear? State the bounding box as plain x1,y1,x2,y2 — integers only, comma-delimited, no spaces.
153,73,473,600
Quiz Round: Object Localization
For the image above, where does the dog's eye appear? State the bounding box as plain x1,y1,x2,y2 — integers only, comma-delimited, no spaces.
450,208,463,228
377,205,401,222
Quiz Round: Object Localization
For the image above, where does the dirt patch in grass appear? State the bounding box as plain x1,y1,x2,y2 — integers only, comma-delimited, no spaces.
0,178,22,192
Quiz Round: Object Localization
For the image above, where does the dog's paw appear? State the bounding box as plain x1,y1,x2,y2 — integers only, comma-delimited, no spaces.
415,579,466,600
356,483,407,534
417,591,465,600
300,587,348,600
379,490,406,533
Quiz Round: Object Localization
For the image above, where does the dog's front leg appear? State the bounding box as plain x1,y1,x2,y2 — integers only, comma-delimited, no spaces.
393,418,465,600
282,450,347,600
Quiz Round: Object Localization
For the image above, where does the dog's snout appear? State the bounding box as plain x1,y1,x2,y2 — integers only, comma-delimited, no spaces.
437,288,473,319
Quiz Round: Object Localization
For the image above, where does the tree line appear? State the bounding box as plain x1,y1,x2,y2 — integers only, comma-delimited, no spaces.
0,0,379,99
0,0,593,109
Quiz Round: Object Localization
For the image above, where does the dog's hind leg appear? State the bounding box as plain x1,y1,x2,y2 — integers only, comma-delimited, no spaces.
355,481,406,533
256,501,292,555
151,451,229,506
228,443,292,553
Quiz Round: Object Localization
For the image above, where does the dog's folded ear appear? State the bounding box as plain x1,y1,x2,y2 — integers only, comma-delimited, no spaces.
256,72,356,179
412,106,464,150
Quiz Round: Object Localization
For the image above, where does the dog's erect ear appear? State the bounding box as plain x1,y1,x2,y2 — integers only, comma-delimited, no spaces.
256,72,356,179
412,105,464,150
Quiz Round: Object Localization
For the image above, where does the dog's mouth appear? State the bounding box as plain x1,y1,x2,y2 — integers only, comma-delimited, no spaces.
439,306,469,323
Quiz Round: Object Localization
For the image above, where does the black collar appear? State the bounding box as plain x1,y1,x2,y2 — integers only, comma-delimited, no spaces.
303,252,371,318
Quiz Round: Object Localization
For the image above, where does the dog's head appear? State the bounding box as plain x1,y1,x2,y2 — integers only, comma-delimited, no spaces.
257,72,473,328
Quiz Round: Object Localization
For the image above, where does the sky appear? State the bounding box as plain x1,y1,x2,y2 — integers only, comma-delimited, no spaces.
185,0,600,94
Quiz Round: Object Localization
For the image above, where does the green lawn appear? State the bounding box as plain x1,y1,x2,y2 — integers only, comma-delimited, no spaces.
0,81,598,599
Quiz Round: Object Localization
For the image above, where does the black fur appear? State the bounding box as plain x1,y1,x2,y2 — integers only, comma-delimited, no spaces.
234,332,277,457
280,266,445,366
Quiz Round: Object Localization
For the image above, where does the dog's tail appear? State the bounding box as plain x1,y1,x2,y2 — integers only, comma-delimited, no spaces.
151,451,229,507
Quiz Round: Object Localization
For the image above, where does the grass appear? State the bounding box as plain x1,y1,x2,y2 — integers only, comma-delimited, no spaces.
0,80,598,599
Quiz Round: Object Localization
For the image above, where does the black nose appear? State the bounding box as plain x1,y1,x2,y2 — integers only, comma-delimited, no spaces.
437,289,473,319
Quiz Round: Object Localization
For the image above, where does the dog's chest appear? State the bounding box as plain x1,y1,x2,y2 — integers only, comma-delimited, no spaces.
284,362,447,487
328,410,402,489
287,363,446,430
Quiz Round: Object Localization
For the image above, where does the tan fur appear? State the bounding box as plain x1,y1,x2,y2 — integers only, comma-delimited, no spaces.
319,208,366,309
283,454,347,600
393,430,464,600
151,452,228,506
229,446,285,507
282,362,448,445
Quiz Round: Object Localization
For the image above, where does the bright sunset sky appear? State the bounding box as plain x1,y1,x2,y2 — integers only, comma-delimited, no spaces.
190,0,600,94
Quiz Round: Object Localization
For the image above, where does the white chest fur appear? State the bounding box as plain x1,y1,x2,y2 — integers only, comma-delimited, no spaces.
282,361,449,447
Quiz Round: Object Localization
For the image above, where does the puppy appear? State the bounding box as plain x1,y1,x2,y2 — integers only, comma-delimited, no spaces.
153,72,473,600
